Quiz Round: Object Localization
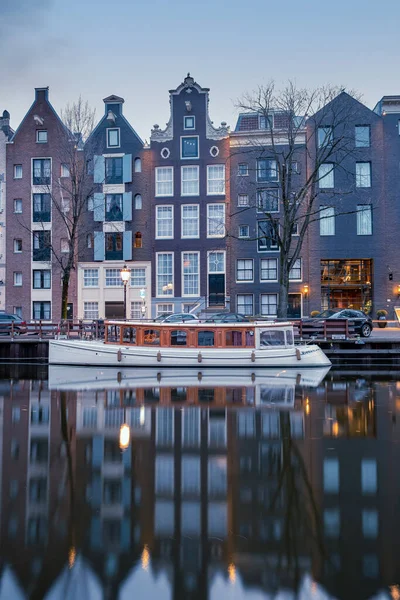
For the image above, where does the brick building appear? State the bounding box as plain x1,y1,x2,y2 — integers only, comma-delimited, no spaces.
5,87,77,321
0,110,14,311
78,94,152,320
148,74,230,317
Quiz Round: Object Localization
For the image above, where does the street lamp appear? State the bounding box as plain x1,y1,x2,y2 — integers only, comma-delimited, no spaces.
120,264,130,320
119,423,130,451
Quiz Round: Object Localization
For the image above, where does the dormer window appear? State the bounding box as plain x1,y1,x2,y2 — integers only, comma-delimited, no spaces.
107,128,120,148
184,116,195,130
36,130,48,143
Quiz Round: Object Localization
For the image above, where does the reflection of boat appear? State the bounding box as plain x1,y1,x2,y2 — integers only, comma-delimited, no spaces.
49,321,331,368
48,365,330,407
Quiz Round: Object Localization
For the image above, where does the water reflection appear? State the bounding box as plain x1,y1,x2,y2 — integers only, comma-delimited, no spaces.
1,367,399,599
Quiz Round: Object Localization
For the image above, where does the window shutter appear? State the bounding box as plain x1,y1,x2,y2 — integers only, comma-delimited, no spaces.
94,232,105,261
93,193,105,221
122,477,131,507
92,435,104,467
123,446,131,469
123,154,132,183
123,231,132,260
123,192,132,221
93,155,105,184
120,517,130,549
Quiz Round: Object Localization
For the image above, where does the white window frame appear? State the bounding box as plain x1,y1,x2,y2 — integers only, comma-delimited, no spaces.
257,220,279,252
257,189,279,213
238,225,249,238
130,267,146,287
14,165,22,179
13,239,22,253
134,194,142,209
106,128,120,149
130,301,142,319
14,199,22,213
260,293,278,317
60,163,70,177
105,268,124,287
320,206,335,236
208,251,225,274
356,162,371,188
319,163,334,189
238,194,249,207
207,203,225,238
357,205,372,235
181,204,199,239
156,303,173,317
207,165,225,195
32,157,52,186
36,130,48,143
289,258,302,281
182,251,200,297
13,272,22,287
184,116,195,130
180,135,199,160
156,252,174,297
260,258,278,282
236,294,254,316
257,159,279,183
155,167,174,197
156,205,174,239
83,268,99,288
181,166,199,196
236,259,254,283
84,302,99,320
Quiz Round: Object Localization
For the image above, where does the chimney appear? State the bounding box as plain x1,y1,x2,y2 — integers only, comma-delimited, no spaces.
0,110,10,128
35,87,49,102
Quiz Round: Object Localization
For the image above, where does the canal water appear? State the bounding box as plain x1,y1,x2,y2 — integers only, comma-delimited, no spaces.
0,363,399,600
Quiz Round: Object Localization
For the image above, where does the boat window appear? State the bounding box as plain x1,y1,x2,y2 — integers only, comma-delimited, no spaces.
171,387,187,402
107,325,121,343
245,330,255,347
143,329,160,345
122,327,137,344
286,329,294,345
225,331,243,347
198,331,215,347
170,330,187,346
259,330,285,348
198,388,215,402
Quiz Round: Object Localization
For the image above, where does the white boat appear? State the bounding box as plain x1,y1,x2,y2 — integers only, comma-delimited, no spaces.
49,320,331,369
48,365,330,407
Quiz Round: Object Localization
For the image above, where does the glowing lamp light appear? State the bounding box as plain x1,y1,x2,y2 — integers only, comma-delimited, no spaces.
119,423,130,450
141,545,150,571
140,405,145,427
305,398,310,415
120,264,130,284
228,563,236,584
68,546,76,569
332,421,339,437
303,284,309,297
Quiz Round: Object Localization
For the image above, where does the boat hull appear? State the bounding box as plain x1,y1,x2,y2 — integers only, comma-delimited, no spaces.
49,339,331,368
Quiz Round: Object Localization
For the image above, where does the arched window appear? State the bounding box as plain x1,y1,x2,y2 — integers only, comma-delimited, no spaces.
87,233,93,248
134,232,142,248
134,194,142,209
134,158,142,173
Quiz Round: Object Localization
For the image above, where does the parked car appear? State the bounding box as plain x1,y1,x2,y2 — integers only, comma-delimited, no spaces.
205,312,249,323
307,309,373,338
153,313,199,324
0,313,27,335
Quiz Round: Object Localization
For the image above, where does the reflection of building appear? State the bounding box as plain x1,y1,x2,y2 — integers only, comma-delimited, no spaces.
2,374,400,599
0,379,77,597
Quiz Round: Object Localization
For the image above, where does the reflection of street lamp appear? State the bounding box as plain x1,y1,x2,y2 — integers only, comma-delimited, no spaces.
119,423,130,450
162,282,173,294
120,264,130,320
140,288,146,319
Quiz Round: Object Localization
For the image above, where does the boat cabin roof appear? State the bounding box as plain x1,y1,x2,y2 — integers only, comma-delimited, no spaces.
105,320,293,328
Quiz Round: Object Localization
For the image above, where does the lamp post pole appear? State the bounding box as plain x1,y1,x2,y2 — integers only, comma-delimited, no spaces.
120,265,131,320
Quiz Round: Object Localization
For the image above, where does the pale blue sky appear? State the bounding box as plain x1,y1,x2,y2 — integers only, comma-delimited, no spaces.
2,0,400,140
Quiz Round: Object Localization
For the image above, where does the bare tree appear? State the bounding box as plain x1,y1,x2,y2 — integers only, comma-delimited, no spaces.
55,98,96,320
233,82,368,318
